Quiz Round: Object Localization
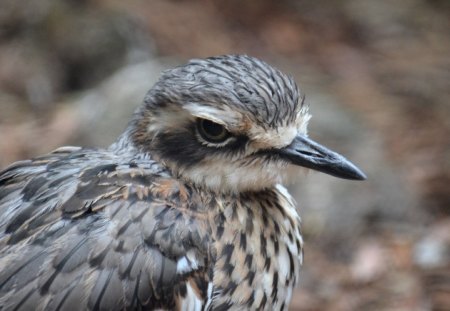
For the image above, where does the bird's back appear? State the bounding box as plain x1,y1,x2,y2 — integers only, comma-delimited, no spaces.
0,146,214,310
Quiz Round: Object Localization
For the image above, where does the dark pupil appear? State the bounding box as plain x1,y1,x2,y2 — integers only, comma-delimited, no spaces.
202,119,224,137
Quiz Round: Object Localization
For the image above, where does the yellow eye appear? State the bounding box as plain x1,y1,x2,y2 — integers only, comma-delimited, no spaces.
197,119,230,143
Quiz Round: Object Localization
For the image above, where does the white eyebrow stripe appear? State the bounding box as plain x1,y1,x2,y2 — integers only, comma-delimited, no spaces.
183,103,242,128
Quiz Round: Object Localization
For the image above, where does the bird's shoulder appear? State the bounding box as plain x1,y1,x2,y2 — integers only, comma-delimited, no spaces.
0,146,212,310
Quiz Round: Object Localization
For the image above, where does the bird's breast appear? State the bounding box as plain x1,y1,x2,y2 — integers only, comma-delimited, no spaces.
206,185,303,310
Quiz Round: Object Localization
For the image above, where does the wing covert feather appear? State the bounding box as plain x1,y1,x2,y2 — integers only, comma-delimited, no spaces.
0,147,211,310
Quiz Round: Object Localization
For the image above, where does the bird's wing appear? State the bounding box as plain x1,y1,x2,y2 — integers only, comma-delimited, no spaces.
0,147,212,310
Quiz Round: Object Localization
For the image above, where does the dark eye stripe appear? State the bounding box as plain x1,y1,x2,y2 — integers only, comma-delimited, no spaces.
154,129,249,169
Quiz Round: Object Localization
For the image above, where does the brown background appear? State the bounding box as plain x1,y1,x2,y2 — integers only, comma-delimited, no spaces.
0,0,449,309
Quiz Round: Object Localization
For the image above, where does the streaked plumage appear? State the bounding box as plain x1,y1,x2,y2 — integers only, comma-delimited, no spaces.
0,55,365,310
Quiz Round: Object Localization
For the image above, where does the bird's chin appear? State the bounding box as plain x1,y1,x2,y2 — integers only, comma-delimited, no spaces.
175,161,304,193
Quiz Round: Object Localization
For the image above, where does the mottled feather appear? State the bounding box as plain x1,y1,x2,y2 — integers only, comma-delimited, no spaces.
0,147,213,310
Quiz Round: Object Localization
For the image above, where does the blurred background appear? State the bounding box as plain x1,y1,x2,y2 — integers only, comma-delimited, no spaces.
0,0,448,310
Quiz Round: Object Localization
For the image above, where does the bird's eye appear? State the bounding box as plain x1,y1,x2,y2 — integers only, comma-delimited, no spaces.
196,119,230,144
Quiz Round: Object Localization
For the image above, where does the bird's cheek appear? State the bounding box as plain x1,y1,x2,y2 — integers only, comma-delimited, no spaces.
282,164,310,185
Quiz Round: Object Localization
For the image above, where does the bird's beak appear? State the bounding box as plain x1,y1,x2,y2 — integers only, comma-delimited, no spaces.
277,135,367,180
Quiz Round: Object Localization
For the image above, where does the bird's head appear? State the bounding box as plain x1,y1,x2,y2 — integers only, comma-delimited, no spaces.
128,55,366,193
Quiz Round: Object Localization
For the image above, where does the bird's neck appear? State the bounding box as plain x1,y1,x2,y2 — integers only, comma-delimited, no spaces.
204,184,303,309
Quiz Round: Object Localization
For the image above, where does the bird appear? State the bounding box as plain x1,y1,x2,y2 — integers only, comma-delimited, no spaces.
0,55,366,310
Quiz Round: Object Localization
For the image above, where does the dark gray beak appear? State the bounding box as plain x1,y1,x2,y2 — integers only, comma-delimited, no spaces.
277,135,367,180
